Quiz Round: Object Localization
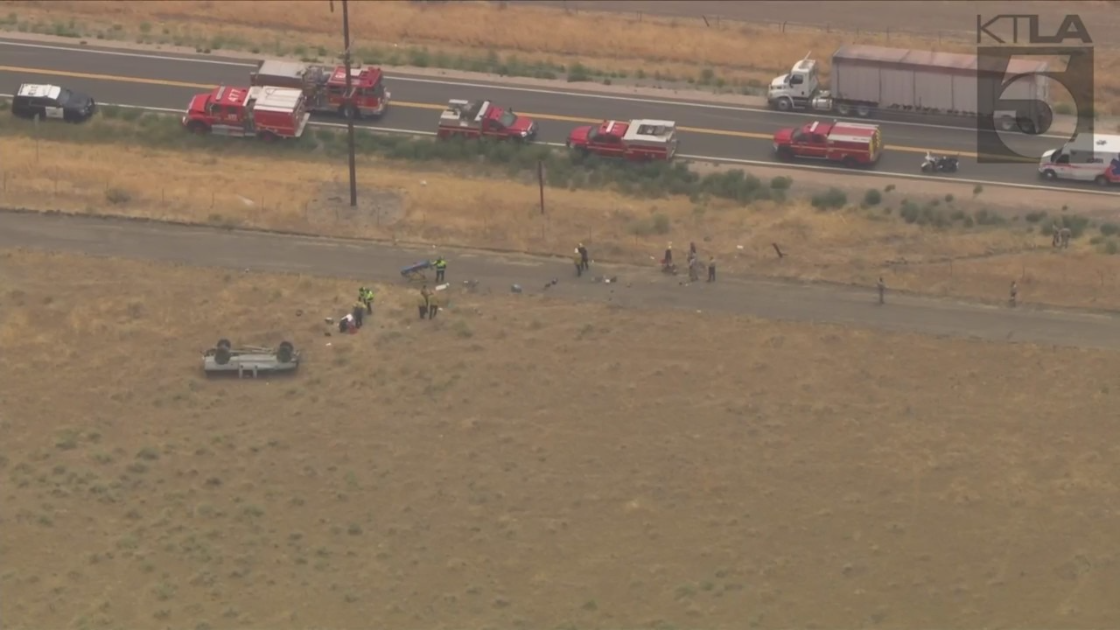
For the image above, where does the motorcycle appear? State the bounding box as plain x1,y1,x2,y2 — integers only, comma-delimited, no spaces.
921,152,959,174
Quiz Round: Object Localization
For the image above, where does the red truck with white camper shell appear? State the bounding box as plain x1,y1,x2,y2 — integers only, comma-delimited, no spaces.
567,119,678,161
436,99,538,141
182,85,310,141
772,120,882,167
250,60,390,119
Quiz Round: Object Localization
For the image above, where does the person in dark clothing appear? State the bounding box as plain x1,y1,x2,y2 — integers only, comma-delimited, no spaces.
689,241,698,259
418,285,432,320
352,302,365,328
663,242,673,265
876,277,885,304
577,243,589,272
707,257,716,282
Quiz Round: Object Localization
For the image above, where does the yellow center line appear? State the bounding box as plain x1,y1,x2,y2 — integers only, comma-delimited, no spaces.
1,65,1032,162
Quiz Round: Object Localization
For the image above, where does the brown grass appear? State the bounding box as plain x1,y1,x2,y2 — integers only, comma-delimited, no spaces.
2,248,1120,629
5,134,1120,311
6,0,1120,112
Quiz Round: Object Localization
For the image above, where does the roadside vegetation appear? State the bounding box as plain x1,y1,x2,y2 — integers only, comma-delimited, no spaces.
0,1,1107,114
4,97,1120,310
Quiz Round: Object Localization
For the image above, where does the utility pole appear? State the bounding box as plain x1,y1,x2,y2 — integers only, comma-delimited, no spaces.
334,0,358,207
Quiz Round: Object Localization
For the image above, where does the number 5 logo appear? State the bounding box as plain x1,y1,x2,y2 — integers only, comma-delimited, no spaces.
976,45,1095,163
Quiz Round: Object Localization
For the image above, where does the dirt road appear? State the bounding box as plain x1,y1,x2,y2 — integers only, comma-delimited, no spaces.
2,210,1119,350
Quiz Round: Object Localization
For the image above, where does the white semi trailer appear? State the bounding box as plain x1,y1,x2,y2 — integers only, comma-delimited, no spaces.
767,45,1051,133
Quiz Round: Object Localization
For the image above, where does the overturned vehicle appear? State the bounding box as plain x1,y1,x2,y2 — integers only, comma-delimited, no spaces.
202,338,300,378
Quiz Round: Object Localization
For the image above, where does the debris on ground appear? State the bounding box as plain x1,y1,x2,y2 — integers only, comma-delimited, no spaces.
543,279,559,290
511,284,523,294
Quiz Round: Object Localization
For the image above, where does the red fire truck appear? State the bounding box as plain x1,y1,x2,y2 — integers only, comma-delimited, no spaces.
567,119,678,161
249,60,390,119
182,85,310,141
772,120,883,167
436,99,538,141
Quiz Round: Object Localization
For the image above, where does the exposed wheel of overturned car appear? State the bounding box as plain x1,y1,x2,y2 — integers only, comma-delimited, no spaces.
278,341,295,364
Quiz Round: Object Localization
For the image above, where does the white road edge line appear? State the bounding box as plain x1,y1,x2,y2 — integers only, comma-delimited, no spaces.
0,37,1072,139
0,40,258,67
1,95,1115,198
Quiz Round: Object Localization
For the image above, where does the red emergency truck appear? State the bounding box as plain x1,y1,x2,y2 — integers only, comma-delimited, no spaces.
567,119,678,161
772,120,883,167
182,85,310,141
436,99,537,140
250,60,390,119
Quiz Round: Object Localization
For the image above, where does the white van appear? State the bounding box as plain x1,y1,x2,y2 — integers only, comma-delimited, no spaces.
1038,133,1120,186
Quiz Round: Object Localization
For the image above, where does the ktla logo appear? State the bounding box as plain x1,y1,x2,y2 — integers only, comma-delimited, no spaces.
974,14,1094,163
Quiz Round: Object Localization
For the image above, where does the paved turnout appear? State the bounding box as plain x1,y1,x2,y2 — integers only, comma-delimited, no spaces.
1,210,1119,351
1,38,1116,198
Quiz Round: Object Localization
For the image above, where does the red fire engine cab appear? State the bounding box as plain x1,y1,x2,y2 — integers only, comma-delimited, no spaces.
250,60,390,119
567,119,679,161
436,99,538,141
772,119,883,167
182,85,310,141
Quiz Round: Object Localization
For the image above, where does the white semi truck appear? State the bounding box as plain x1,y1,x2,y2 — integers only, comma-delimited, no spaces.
767,45,1052,133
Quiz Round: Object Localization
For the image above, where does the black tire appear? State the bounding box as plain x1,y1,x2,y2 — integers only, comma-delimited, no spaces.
258,131,278,142
776,146,793,161
842,156,858,168
187,120,210,134
214,348,231,365
1096,175,1110,187
217,338,232,350
774,98,793,112
1041,169,1057,181
277,341,294,364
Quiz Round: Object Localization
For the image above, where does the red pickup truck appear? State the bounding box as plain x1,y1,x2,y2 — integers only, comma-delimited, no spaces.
437,99,537,141
772,120,883,167
567,119,678,161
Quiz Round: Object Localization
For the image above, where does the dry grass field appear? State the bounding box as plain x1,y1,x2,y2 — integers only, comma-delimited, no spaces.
5,0,1120,112
4,134,1120,311
2,248,1120,629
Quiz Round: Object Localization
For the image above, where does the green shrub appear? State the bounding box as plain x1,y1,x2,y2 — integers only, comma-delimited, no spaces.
1100,222,1120,237
1106,240,1120,255
769,176,792,190
1024,211,1047,223
863,188,881,206
104,187,132,205
899,200,921,224
810,187,847,210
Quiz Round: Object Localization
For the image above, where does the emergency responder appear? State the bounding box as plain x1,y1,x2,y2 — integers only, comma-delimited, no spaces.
689,241,698,260
663,242,673,266
433,256,448,283
573,249,584,277
358,286,374,315
707,256,717,283
418,285,432,320
428,292,440,319
577,243,589,272
351,300,365,329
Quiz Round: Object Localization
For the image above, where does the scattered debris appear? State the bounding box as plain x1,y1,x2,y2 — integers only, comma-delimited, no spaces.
511,284,523,294
295,309,304,317
543,279,559,290
462,279,480,292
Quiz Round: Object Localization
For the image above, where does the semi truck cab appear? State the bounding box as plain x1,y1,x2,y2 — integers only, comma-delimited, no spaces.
767,57,834,113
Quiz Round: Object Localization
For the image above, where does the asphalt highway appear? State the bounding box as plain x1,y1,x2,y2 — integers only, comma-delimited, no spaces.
3,209,1120,351
0,37,1115,198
